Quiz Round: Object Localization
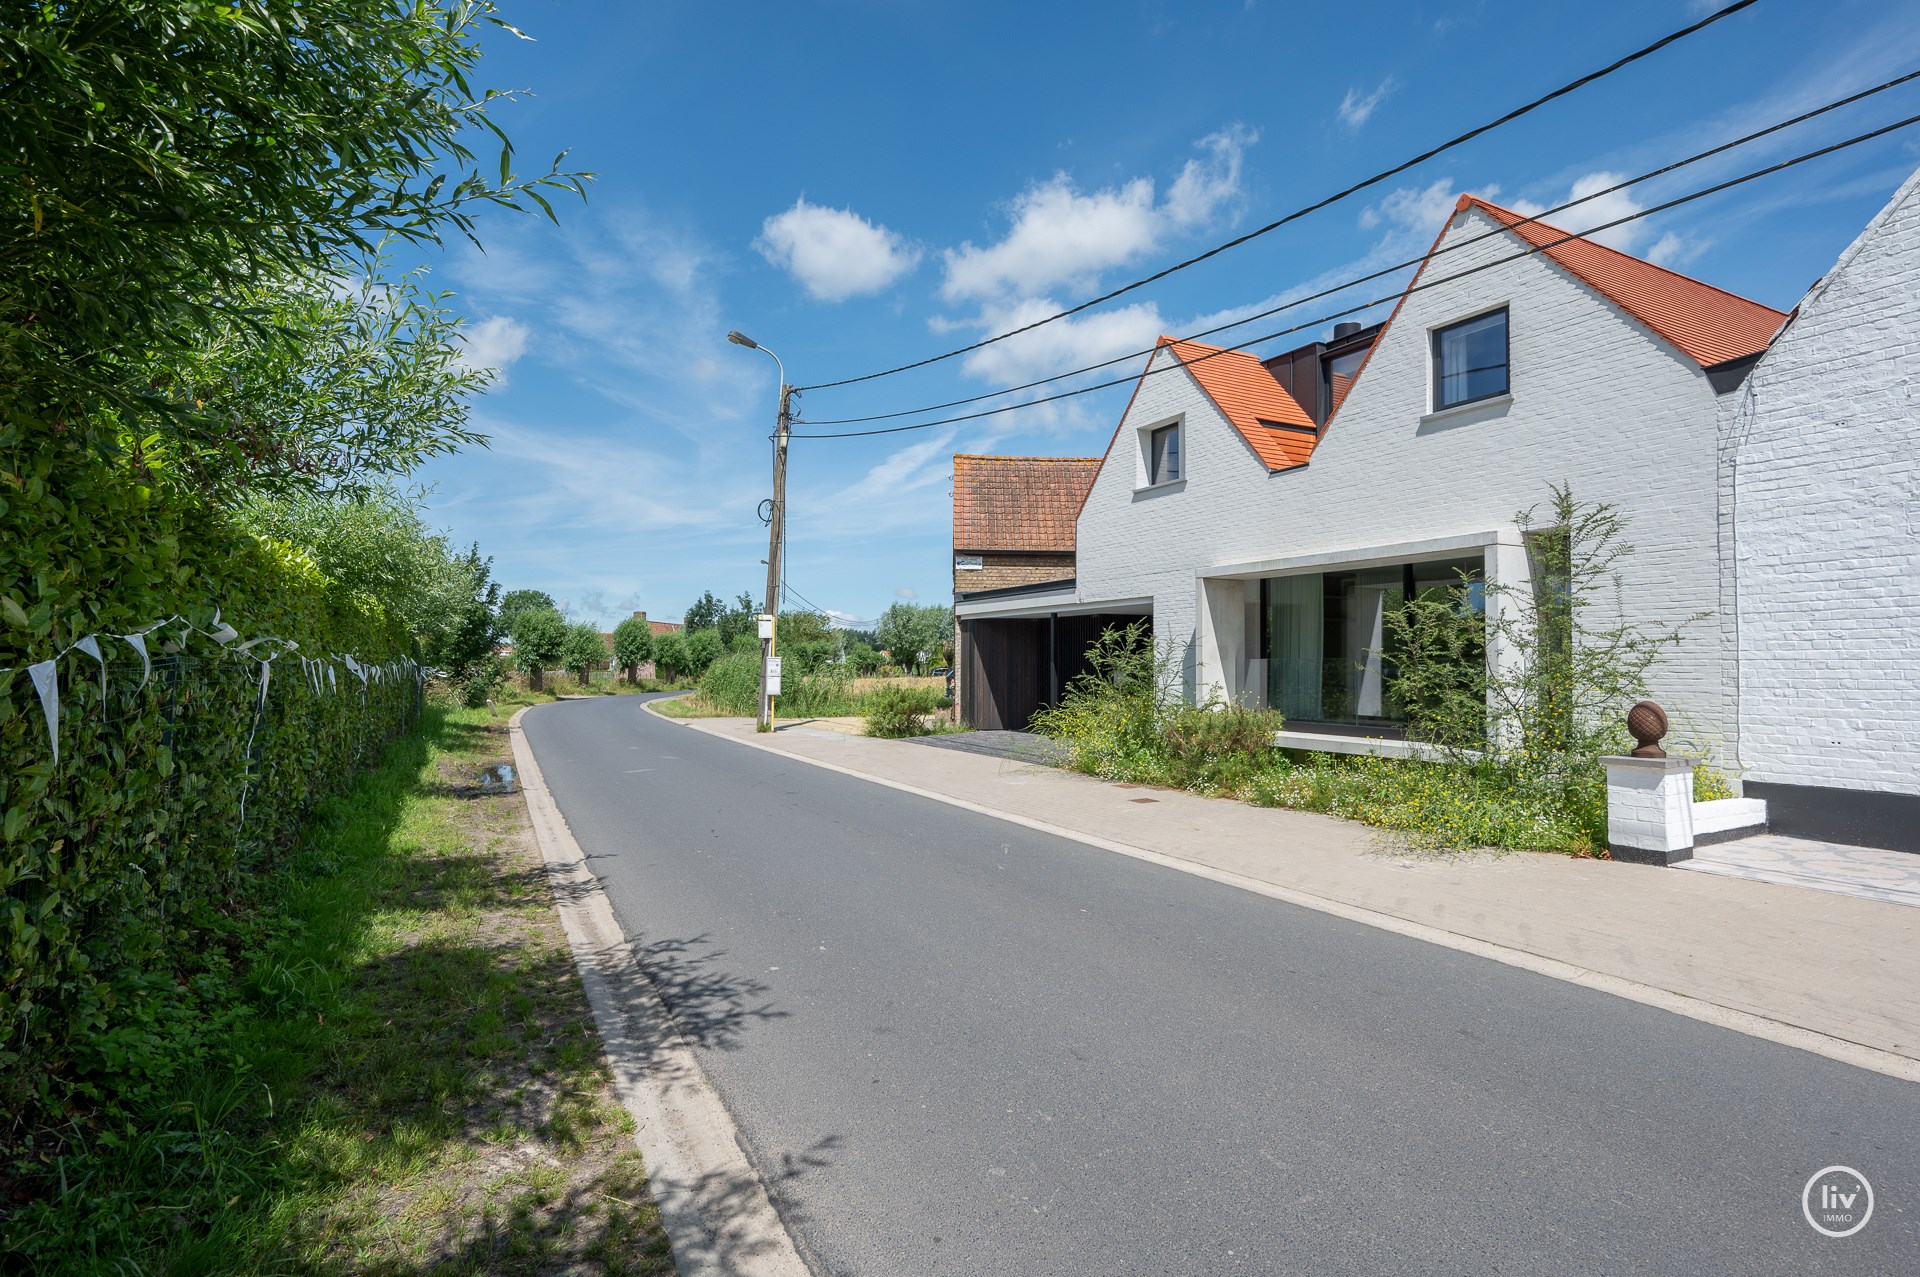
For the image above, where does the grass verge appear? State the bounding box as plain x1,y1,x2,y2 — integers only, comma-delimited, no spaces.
3,689,674,1275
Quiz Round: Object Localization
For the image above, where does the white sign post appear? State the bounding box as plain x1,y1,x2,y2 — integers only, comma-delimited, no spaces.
767,655,783,696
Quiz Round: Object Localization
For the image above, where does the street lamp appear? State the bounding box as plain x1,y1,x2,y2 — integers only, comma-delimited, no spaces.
729,329,791,732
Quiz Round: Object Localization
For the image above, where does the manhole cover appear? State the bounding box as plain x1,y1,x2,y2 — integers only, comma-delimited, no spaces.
1129,797,1158,804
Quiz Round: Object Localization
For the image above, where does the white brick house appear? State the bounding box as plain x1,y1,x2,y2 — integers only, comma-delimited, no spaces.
958,193,1787,773
1726,166,1920,850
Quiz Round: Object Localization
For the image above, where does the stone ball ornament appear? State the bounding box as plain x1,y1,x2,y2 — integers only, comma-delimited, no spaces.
1627,700,1669,759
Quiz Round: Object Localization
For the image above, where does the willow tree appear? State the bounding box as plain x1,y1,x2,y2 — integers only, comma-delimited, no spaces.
1,0,587,489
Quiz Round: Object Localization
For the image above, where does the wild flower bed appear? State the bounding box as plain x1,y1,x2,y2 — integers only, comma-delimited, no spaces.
1035,482,1729,861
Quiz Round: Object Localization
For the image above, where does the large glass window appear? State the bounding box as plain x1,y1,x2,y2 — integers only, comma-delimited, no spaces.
1432,308,1509,410
1149,422,1182,484
1266,556,1484,727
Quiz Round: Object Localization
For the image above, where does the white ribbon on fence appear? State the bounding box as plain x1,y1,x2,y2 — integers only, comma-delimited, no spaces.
119,631,153,691
73,636,107,703
3,608,415,767
28,660,58,764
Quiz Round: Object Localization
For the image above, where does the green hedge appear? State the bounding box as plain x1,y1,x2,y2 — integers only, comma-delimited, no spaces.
1,424,418,1147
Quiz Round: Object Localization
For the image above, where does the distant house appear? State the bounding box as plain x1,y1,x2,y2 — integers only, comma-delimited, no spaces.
950,455,1099,727
951,455,1099,593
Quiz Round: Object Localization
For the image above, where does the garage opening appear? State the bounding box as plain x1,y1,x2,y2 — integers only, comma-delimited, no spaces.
959,611,1152,731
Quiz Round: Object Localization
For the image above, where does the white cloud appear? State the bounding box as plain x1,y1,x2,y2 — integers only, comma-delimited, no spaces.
1337,78,1396,129
1508,172,1650,253
1359,177,1466,240
894,587,918,600
1648,231,1712,269
941,126,1255,302
459,315,531,380
756,199,921,301
958,296,1166,385
1164,125,1256,228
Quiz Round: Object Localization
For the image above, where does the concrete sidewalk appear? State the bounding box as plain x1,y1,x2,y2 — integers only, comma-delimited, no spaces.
673,714,1920,1073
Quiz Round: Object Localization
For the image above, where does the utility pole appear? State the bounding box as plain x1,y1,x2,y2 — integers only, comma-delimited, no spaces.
727,329,789,734
759,382,792,732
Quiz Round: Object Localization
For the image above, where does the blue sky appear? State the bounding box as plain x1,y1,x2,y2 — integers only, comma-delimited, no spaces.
416,0,1920,630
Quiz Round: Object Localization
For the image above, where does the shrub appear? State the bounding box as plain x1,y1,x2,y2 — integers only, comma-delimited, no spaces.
862,683,944,738
651,631,689,680
699,651,762,715
780,666,859,718
683,628,723,675
460,653,506,707
1,429,418,1150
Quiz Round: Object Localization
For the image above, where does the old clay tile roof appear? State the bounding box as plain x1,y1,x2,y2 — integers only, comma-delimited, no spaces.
953,454,1100,552
1159,336,1317,470
1461,195,1787,366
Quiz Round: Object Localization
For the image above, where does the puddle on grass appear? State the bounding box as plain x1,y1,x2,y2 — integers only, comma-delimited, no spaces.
474,763,518,795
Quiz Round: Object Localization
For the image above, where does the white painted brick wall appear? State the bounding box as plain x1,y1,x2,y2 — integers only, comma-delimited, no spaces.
1732,167,1920,796
1073,205,1736,749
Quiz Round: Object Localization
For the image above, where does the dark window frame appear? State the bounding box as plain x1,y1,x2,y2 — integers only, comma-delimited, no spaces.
1148,421,1183,485
1430,306,1510,412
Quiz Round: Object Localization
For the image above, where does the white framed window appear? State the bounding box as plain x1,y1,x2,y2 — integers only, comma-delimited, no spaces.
1148,421,1182,484
1431,306,1510,411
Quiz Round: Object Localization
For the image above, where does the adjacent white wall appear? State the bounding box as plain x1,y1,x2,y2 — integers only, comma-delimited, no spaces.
1730,168,1920,797
1074,203,1739,752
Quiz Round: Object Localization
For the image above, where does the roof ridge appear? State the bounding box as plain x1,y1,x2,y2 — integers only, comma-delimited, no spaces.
953,453,1101,462
1460,194,1787,318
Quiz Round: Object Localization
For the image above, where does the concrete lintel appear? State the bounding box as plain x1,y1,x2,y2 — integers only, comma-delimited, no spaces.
1202,529,1517,583
955,593,1152,620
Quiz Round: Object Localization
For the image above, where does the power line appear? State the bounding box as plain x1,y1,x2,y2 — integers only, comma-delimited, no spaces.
796,68,1920,428
795,0,1763,393
788,110,1920,440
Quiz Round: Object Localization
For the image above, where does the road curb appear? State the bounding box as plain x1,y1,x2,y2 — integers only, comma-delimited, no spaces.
690,718,1920,1087
510,705,815,1277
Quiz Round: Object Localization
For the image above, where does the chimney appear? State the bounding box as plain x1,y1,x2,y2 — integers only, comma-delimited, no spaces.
632,610,648,623
1332,322,1364,342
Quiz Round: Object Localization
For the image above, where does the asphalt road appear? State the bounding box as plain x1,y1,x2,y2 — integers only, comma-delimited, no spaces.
522,695,1918,1276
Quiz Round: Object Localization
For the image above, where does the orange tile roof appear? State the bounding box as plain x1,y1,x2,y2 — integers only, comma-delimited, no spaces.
953,454,1100,552
1158,336,1316,470
1460,195,1787,366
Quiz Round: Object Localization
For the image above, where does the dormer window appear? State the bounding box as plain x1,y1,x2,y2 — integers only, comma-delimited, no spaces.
1149,422,1183,484
1432,307,1509,410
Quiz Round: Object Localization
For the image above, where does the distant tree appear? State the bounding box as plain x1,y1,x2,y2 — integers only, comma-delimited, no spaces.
876,603,952,673
718,591,760,647
611,616,654,683
684,629,724,675
651,631,689,681
500,589,557,632
684,590,725,633
561,622,605,688
511,606,566,692
777,610,833,647
425,543,501,679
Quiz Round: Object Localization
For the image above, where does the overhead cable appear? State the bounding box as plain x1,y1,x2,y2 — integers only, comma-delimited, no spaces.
787,110,1920,439
795,0,1763,393
796,67,1920,428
